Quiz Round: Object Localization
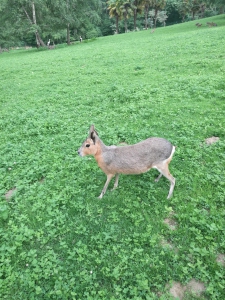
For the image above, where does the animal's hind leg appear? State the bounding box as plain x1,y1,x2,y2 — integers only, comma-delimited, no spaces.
112,174,119,190
155,173,163,182
155,163,175,199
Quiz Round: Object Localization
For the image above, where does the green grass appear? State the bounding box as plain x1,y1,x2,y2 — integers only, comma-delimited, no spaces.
0,15,225,299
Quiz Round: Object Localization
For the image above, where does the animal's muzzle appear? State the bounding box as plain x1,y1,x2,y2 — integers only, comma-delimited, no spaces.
78,149,82,157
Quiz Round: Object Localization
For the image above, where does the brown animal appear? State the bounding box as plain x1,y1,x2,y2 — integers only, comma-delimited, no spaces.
48,45,55,50
0,48,9,53
78,125,176,199
207,22,217,27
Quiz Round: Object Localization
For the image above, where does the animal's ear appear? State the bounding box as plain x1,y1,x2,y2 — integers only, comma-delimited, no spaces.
89,125,95,136
89,124,98,144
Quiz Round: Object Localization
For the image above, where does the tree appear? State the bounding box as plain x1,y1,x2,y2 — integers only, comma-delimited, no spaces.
99,0,115,36
157,10,168,25
217,0,225,13
0,0,102,47
0,0,50,47
143,0,152,29
132,0,144,30
23,1,46,47
177,0,191,22
120,0,133,32
189,0,201,19
107,0,123,34
165,0,182,25
149,0,166,28
0,1,14,47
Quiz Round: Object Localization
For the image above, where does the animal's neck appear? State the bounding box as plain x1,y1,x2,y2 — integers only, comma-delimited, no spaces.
94,139,106,160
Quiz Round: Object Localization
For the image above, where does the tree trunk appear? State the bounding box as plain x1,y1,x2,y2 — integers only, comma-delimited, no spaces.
67,24,70,45
133,10,137,30
154,9,158,28
32,2,36,24
23,3,45,47
219,5,224,14
116,16,119,34
32,2,45,47
124,13,127,32
36,31,45,47
200,4,205,18
144,5,149,29
33,30,45,47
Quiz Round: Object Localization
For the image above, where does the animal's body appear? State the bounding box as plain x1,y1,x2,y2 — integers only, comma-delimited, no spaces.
78,125,176,199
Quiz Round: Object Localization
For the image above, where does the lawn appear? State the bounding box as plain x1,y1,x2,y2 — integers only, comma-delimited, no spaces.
0,14,225,299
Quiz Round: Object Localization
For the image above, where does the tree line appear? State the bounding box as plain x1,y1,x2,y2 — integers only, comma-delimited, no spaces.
0,0,224,48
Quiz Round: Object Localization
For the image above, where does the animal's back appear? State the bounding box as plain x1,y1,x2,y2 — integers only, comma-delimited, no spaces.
102,137,173,175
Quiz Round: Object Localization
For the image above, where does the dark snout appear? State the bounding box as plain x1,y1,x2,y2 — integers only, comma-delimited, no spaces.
78,148,82,157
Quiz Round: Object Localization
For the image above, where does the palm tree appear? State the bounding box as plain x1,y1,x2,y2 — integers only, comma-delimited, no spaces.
107,0,123,34
150,0,166,28
189,0,201,19
143,0,152,29
132,0,145,30
120,0,133,32
177,0,191,22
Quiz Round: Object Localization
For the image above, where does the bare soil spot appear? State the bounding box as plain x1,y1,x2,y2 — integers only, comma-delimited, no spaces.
5,188,17,201
169,282,186,299
160,238,178,253
160,238,174,249
216,253,225,266
186,279,206,296
168,279,206,299
205,136,219,145
163,217,177,230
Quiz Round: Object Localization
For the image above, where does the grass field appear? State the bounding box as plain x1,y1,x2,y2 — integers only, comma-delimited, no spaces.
0,14,225,299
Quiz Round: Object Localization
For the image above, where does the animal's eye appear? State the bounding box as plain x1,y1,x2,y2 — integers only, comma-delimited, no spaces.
86,144,90,148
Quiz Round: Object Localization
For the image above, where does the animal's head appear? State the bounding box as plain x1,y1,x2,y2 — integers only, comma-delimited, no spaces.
78,125,99,157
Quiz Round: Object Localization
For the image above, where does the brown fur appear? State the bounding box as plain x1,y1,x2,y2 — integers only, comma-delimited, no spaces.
78,125,176,198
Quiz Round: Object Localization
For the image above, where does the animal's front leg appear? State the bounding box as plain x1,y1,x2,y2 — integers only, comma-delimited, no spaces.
98,174,114,198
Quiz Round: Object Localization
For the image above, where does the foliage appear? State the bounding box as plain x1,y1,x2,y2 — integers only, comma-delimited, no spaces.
107,0,124,33
157,10,168,25
149,9,167,27
0,0,225,47
0,0,102,47
165,0,183,25
0,14,225,299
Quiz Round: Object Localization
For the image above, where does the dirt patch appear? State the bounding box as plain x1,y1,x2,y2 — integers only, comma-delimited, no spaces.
160,238,178,253
216,253,225,266
5,188,17,201
160,238,174,249
168,279,206,299
205,136,219,145
169,282,186,299
164,210,177,230
163,218,177,230
186,279,206,296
